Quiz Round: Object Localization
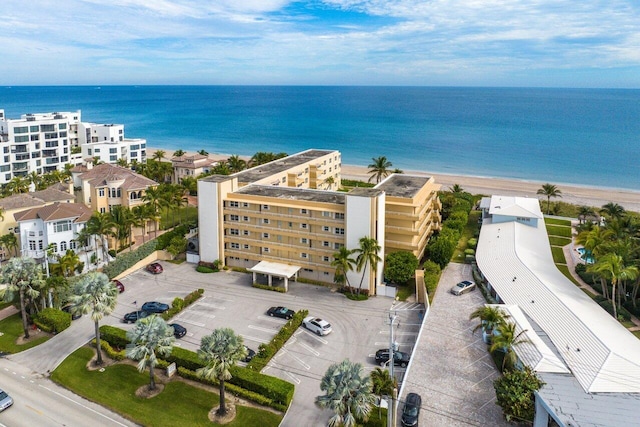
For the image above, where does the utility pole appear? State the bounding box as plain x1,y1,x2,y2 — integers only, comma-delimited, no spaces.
388,311,398,427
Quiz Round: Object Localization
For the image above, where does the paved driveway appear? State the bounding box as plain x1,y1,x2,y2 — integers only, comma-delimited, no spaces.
402,262,509,427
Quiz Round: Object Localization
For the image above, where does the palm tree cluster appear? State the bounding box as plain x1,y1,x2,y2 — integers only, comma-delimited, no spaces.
331,237,381,295
576,202,640,319
537,183,562,215
1,167,73,197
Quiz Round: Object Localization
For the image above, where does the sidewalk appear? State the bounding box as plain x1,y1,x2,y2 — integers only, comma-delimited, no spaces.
0,305,19,321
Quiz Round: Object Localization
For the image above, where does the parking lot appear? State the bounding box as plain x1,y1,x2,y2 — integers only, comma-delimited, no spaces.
113,261,423,426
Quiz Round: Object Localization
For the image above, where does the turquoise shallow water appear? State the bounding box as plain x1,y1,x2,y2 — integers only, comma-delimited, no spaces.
1,86,639,189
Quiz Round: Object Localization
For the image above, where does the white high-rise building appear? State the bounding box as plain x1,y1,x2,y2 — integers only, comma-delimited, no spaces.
0,109,146,185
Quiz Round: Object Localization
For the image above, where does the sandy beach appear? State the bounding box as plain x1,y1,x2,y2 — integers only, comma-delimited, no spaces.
150,149,640,213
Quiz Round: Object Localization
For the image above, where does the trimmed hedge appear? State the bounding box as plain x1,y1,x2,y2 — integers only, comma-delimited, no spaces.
161,289,204,321
34,308,71,334
248,310,309,373
337,285,369,297
196,266,216,273
103,240,157,279
100,325,129,349
252,283,287,293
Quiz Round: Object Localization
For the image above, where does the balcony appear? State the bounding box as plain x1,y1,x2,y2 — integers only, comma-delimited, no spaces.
12,162,29,172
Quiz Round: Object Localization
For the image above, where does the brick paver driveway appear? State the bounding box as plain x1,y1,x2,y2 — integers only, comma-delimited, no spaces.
402,262,509,427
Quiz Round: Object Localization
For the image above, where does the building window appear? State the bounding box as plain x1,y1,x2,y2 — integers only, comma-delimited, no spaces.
38,240,44,250
301,238,308,244
322,211,331,217
229,229,239,235
303,268,313,272
262,205,269,210
228,201,239,208
230,243,240,249
323,241,330,247
99,207,106,213
300,209,308,214
243,216,250,222
229,215,239,221
300,223,308,229
13,126,28,134
263,247,270,253
323,256,330,262
51,242,58,252
334,243,343,249
70,241,76,250
54,220,72,233
323,226,330,232
243,244,250,249
263,233,269,238
301,253,308,259
60,241,67,251
335,213,344,219
263,218,270,224
98,188,105,197
242,202,249,207
334,228,345,235
29,241,36,251
324,272,330,276
243,230,250,236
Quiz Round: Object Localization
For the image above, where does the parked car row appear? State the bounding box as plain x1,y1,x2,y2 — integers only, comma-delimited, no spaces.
375,348,411,368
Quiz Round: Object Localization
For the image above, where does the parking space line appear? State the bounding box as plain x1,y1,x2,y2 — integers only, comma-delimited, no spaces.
248,325,279,333
379,331,417,336
174,318,206,327
298,329,328,344
281,348,310,370
299,342,320,357
241,335,270,344
256,315,289,323
194,302,226,310
285,371,301,385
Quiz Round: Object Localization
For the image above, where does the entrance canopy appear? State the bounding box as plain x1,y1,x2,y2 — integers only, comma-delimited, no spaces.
249,261,301,292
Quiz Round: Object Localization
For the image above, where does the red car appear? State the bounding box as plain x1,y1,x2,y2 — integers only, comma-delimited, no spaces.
146,262,163,274
112,280,125,293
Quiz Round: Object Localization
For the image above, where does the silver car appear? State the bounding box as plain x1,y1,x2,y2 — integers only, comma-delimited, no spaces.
451,280,476,296
0,388,13,412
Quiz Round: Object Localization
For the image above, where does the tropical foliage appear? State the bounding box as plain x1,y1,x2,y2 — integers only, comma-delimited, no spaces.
331,247,356,287
537,183,562,215
126,314,175,390
316,359,375,427
0,257,46,338
367,156,393,184
383,251,419,285
494,367,544,423
354,237,381,295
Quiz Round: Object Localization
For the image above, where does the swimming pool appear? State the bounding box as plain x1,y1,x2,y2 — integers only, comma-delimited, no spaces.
577,247,595,264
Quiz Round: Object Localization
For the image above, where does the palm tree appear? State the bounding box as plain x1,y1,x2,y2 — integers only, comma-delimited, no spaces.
110,206,137,250
116,158,129,168
469,305,508,344
600,202,625,222
197,149,209,156
367,156,392,184
0,257,45,338
537,183,562,215
0,233,19,257
197,328,247,416
354,237,381,295
449,183,464,193
5,176,30,195
323,176,335,190
57,249,80,277
173,149,186,158
577,206,596,224
87,212,115,263
152,149,166,162
73,225,93,271
316,359,375,427
179,176,198,196
226,155,246,173
489,321,531,372
70,271,118,366
126,314,175,391
331,247,356,289
370,367,397,419
588,253,638,319
132,204,151,244
142,186,165,237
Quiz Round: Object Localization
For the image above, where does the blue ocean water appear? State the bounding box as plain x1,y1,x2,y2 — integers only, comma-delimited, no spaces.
1,86,639,190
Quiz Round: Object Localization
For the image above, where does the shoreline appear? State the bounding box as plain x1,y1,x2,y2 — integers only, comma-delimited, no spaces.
148,148,640,212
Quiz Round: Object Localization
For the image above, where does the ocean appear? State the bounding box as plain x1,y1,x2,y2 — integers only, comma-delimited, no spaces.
1,86,639,190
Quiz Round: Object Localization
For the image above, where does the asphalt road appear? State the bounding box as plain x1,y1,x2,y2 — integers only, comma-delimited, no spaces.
0,357,137,427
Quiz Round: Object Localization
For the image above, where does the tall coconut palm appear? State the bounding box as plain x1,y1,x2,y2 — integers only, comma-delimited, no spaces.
0,257,45,338
600,202,625,221
226,155,246,173
370,367,397,419
489,321,531,372
197,149,209,156
142,186,165,237
316,359,375,427
110,206,138,250
73,225,93,270
197,328,247,416
577,206,596,224
470,305,508,344
323,176,335,190
132,204,152,244
126,314,175,391
537,183,562,215
152,149,166,162
172,149,186,158
354,237,381,296
367,156,392,184
449,183,464,193
70,271,118,366
0,233,19,257
588,253,638,319
87,212,115,263
331,247,356,289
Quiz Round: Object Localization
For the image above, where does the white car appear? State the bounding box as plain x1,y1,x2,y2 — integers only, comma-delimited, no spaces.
0,388,13,412
303,316,332,336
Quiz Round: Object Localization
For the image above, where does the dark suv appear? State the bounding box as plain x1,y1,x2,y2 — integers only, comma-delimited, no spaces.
141,301,170,313
374,348,410,367
401,392,422,426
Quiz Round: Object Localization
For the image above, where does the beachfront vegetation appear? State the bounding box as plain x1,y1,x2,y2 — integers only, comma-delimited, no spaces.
537,183,562,215
367,156,393,183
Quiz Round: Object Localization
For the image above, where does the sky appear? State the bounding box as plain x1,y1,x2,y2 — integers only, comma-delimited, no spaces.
2,1,640,87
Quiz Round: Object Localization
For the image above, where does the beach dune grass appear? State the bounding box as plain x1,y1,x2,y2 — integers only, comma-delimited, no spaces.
51,347,283,427
0,313,50,353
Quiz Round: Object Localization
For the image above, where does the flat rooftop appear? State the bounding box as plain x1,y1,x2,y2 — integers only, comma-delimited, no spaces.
233,149,337,184
375,174,432,198
233,185,346,204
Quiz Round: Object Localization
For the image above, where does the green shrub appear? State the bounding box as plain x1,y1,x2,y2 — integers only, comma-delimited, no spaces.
99,339,126,360
599,300,631,321
384,251,419,285
34,308,71,334
231,267,249,273
337,286,369,297
464,248,475,255
171,297,185,311
341,179,375,188
99,325,130,349
494,367,544,423
296,277,332,286
160,289,202,321
252,283,287,293
196,265,215,273
197,260,220,272
248,310,308,372
156,224,191,250
344,293,369,301
102,240,157,279
467,238,478,249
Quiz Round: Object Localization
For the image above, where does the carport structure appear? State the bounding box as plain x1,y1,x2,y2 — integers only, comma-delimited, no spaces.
249,261,300,292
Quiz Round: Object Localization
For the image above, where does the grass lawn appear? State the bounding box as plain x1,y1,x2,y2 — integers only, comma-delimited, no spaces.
396,280,415,302
546,225,572,238
451,210,481,263
0,313,51,354
51,347,283,427
160,206,198,229
548,236,571,246
550,246,567,264
555,264,582,287
544,217,572,227
633,331,640,339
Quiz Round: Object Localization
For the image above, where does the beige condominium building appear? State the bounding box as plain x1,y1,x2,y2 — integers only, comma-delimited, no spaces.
197,149,441,295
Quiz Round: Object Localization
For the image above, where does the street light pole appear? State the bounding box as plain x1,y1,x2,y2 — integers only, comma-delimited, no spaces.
388,311,398,427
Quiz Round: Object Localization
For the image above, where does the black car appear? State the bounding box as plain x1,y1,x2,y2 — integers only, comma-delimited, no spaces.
141,301,170,313
169,323,187,338
401,392,422,426
62,304,82,320
267,306,295,319
123,310,150,323
375,348,411,368
242,346,256,363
